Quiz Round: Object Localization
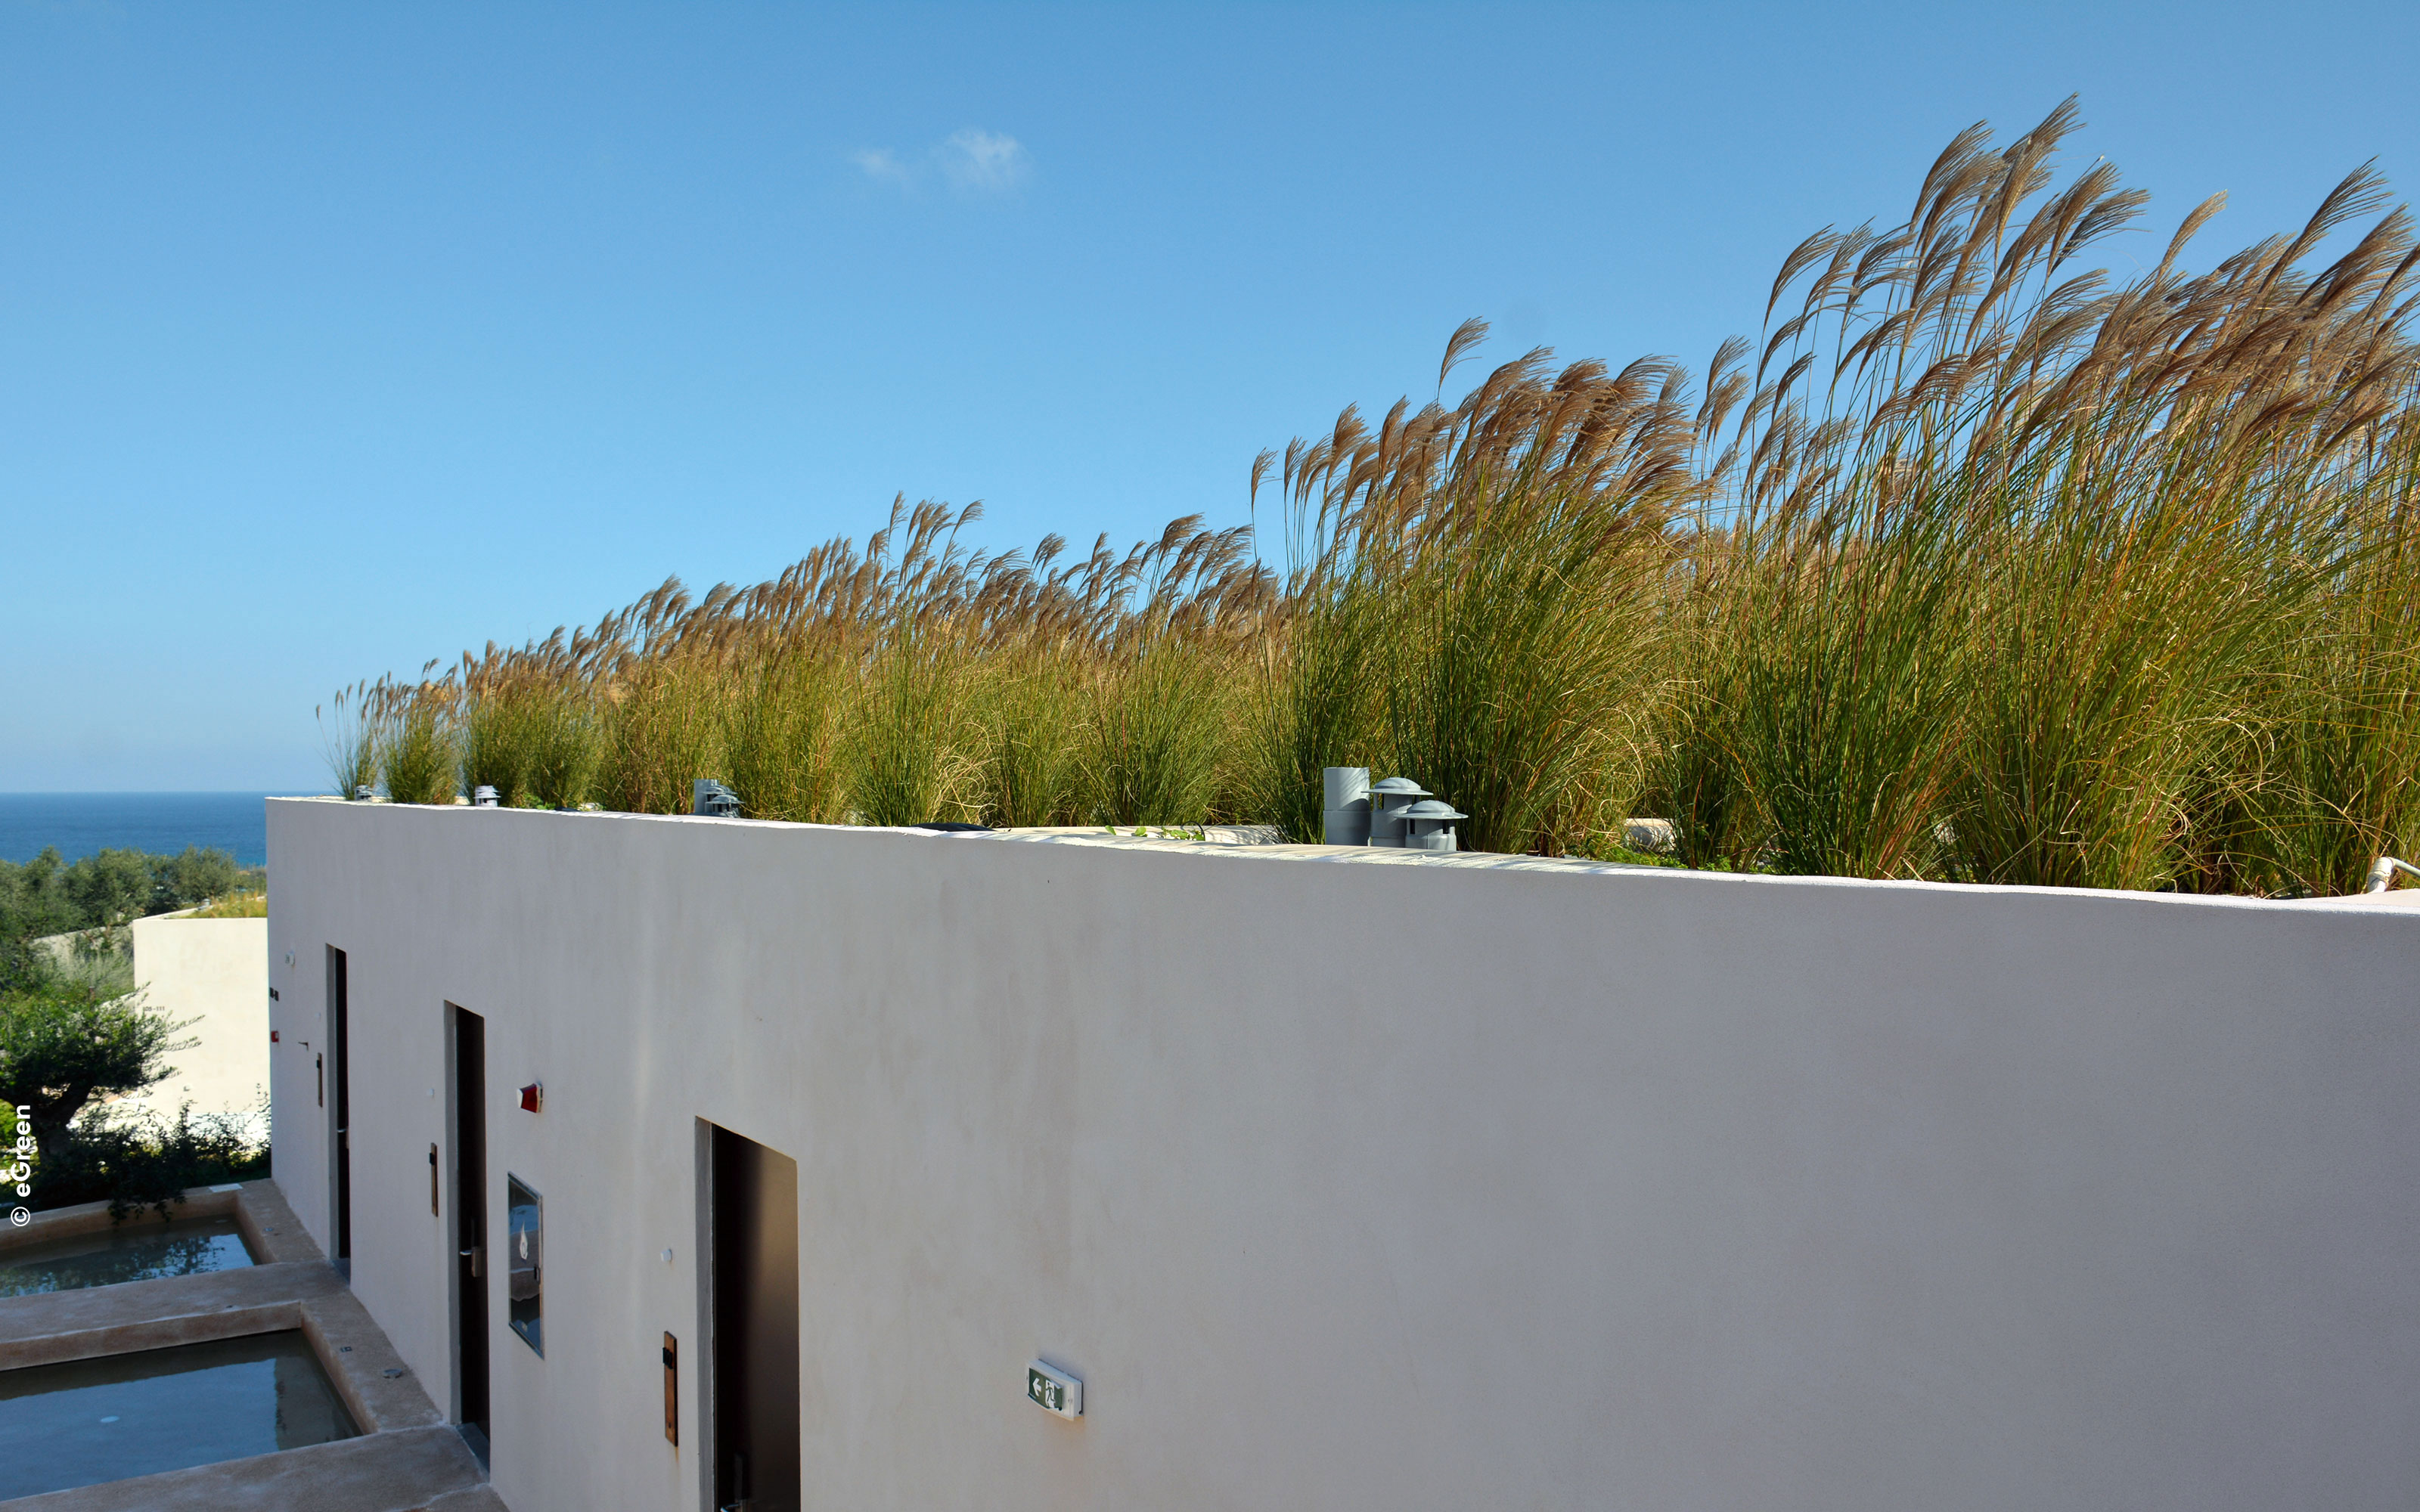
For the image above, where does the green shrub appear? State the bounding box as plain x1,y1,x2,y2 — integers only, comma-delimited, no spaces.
13,1100,270,1220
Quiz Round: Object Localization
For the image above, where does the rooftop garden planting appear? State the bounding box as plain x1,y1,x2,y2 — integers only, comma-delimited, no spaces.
326,102,2420,896
185,891,267,919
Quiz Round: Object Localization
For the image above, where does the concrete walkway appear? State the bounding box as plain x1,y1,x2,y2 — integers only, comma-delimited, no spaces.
0,1182,500,1511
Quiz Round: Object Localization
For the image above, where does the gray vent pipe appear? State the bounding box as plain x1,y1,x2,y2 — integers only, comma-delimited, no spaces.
1324,768,1465,850
1367,777,1429,847
2363,856,2420,894
1322,767,1370,846
1398,798,1466,853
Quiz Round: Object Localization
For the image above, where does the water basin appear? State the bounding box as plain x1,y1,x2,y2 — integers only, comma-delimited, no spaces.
0,1213,257,1296
0,1331,361,1498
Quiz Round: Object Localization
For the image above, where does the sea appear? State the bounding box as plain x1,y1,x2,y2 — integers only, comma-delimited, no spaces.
0,793,278,867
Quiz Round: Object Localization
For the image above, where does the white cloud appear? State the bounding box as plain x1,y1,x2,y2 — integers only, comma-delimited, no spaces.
851,147,911,185
936,129,1031,194
852,129,1031,197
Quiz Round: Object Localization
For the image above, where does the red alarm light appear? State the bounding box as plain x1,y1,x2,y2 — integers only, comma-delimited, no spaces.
519,1082,542,1113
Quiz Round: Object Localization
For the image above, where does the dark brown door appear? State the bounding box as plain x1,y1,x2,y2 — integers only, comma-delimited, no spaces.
453,1006,491,1458
712,1126,799,1512
327,947,351,1270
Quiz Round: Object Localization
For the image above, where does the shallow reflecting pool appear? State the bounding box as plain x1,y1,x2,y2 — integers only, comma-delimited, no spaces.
0,1331,360,1499
0,1215,256,1297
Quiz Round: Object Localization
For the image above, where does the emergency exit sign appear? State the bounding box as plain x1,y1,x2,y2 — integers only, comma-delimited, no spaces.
1027,1361,1082,1420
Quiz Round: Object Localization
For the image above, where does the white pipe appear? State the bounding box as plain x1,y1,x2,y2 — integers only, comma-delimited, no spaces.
2360,857,2420,894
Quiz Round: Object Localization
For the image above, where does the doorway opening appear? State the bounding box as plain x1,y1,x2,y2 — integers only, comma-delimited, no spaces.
450,1004,491,1466
324,947,351,1275
709,1124,799,1512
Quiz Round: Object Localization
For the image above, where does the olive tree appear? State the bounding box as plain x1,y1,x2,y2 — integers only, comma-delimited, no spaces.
0,981,187,1150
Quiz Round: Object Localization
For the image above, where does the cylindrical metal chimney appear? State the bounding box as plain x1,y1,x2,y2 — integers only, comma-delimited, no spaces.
1321,767,1370,846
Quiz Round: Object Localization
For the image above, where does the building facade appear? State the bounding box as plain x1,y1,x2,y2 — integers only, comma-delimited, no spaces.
265,798,2420,1511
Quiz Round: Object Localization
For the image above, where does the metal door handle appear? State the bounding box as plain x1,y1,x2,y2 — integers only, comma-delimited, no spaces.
460,1244,483,1278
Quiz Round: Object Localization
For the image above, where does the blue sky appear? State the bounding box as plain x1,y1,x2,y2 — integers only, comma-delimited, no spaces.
4,1,2415,791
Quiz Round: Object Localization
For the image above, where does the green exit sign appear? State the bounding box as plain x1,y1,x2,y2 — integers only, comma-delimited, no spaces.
1027,1361,1082,1419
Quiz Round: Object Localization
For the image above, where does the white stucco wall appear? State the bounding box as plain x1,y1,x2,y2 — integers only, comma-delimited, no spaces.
264,798,2420,1512
126,913,268,1128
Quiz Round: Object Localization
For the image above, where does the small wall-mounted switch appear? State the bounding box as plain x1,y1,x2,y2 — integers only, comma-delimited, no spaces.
519,1082,543,1114
270,1030,279,1043
268,988,279,1001
662,1332,679,1445
1026,1361,1082,1420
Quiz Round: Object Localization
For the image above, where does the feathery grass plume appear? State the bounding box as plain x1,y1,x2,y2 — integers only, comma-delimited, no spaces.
1642,532,1758,868
1248,436,1392,841
1695,99,2418,882
1084,641,1227,826
320,96,2420,891
839,500,982,826
1646,679,1748,868
390,495,1272,832
1264,330,1698,853
375,668,461,805
2226,389,2420,893
451,625,605,810
316,681,380,798
724,649,848,823
601,652,729,816
1721,483,1969,879
1078,516,1254,826
576,572,730,814
971,643,1085,826
844,630,962,824
1237,323,1494,838
458,669,548,808
1382,433,1680,855
526,688,603,810
1249,570,1389,842
1942,156,2412,888
1950,404,2344,890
